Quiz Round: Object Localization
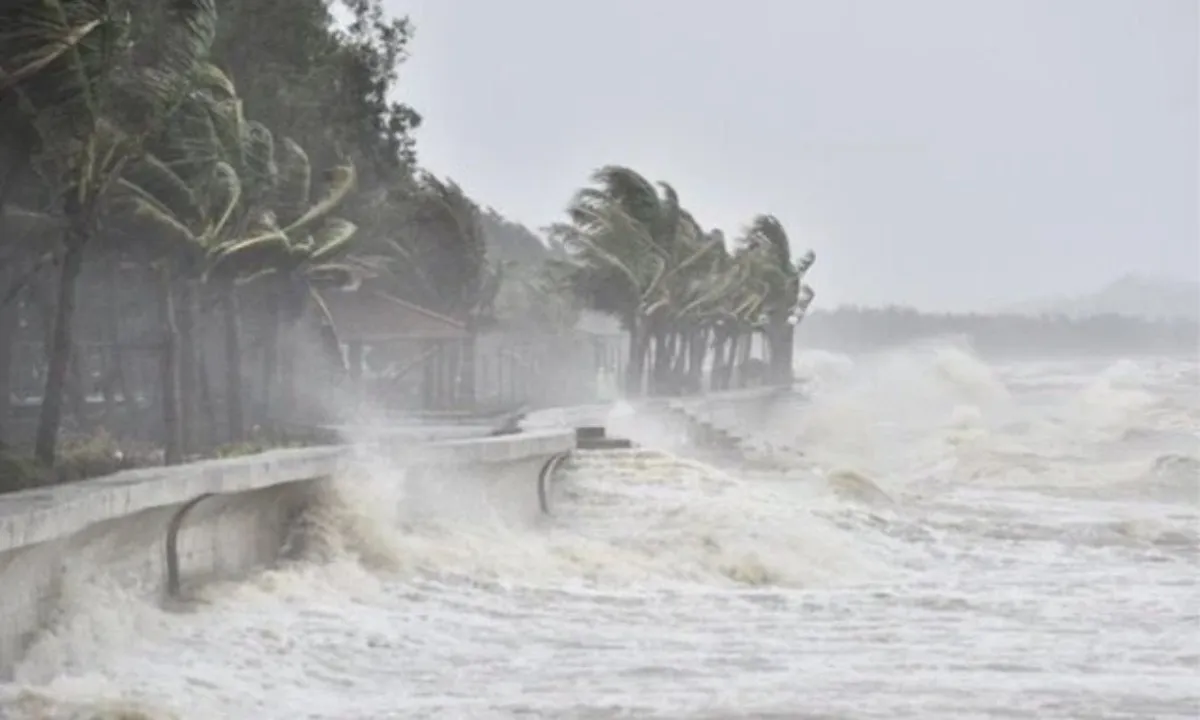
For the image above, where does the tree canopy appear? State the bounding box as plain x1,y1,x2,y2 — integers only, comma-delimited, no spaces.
0,0,818,475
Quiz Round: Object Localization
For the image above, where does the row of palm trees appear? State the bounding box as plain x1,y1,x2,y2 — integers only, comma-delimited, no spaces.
1,0,818,475
548,166,817,397
0,0,497,467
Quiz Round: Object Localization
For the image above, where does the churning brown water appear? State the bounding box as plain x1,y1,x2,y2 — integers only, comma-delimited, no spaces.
2,345,1197,719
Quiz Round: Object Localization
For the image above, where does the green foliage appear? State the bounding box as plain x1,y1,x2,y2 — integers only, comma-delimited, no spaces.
0,429,153,492
549,163,820,392
0,449,44,492
212,438,305,458
0,0,820,479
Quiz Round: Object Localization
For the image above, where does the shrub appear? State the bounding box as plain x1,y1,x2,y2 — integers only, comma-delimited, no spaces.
0,447,47,493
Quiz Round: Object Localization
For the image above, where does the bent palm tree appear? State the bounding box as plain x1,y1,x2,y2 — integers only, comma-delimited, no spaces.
1,0,218,464
552,166,723,395
207,138,358,423
738,216,817,385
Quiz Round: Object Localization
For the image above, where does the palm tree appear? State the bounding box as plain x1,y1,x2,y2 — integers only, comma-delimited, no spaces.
737,215,817,385
357,174,498,409
551,166,722,396
207,137,358,426
111,63,270,451
405,174,498,407
0,0,218,464
709,245,770,390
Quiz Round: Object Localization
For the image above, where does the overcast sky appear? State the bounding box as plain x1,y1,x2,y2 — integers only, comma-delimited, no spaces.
385,0,1198,311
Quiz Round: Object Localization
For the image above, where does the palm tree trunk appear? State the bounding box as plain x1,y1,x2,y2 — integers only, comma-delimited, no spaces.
100,261,117,426
0,274,14,446
157,265,182,465
444,339,461,410
624,317,648,397
34,238,85,466
278,321,296,422
460,331,477,411
177,279,198,455
260,286,279,427
737,332,753,387
780,323,796,385
104,256,130,431
197,342,217,452
766,319,794,386
687,329,707,393
0,146,28,447
219,281,245,442
709,332,726,391
67,340,87,431
670,331,688,391
720,333,739,390
651,329,672,396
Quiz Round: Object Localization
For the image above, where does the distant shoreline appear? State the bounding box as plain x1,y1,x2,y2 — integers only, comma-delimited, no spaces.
795,307,1198,358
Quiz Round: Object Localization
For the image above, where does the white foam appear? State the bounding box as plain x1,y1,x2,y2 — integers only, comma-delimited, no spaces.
3,346,1197,719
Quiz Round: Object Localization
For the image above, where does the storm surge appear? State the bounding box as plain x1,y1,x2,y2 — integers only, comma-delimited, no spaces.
3,344,1197,719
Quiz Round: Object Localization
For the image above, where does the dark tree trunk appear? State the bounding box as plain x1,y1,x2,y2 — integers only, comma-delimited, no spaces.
0,272,14,446
197,341,217,452
460,329,477,411
444,339,460,410
259,286,279,427
103,257,130,432
277,321,296,422
709,331,726,392
34,238,85,466
687,328,708,393
219,281,245,442
738,332,754,387
766,318,795,386
157,265,182,465
0,142,28,447
67,340,87,431
651,329,672,395
670,330,688,390
177,279,198,455
624,317,648,397
100,259,118,426
720,333,740,391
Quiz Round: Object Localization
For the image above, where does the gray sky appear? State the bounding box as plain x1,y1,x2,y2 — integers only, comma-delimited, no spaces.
387,0,1198,311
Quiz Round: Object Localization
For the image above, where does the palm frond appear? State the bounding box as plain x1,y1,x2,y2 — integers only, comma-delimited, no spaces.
274,136,311,224
306,218,358,263
281,163,355,236
206,229,289,279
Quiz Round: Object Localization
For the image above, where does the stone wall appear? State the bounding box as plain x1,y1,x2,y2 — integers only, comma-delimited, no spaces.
0,431,573,677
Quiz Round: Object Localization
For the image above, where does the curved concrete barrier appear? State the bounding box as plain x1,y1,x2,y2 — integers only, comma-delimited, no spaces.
164,492,216,599
0,429,574,678
537,452,572,515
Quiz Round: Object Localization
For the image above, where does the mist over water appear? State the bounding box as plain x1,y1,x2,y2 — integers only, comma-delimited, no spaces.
2,345,1197,719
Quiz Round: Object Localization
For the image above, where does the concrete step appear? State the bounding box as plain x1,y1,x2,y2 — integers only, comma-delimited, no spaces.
575,426,607,441
576,437,633,450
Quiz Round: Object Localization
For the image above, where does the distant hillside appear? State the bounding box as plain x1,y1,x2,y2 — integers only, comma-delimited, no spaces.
1006,275,1199,321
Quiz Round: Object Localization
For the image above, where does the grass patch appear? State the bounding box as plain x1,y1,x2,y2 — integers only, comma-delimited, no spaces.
212,439,308,459
0,427,321,495
0,429,155,493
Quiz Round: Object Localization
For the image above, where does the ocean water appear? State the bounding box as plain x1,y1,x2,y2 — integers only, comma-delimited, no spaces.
2,345,1197,719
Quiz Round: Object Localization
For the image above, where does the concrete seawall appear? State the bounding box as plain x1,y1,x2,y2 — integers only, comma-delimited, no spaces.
0,430,573,677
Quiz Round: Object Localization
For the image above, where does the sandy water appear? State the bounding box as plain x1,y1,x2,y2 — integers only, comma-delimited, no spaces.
2,345,1197,719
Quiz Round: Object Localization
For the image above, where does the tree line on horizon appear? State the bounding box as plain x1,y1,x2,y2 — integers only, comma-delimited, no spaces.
0,0,816,481
797,305,1198,357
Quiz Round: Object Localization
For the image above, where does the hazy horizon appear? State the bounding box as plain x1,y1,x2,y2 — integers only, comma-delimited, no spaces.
386,0,1198,313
